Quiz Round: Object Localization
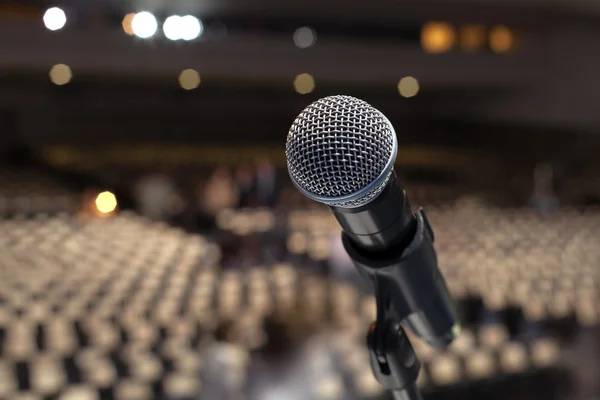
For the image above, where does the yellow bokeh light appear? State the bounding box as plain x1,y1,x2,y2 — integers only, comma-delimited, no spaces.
293,73,315,94
49,64,72,86
490,25,515,53
459,24,486,52
421,22,456,54
398,76,420,98
95,191,117,214
122,13,135,36
179,69,201,90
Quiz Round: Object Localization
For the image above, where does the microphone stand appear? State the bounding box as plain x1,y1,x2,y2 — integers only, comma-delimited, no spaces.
342,209,458,400
366,304,422,400
367,310,422,400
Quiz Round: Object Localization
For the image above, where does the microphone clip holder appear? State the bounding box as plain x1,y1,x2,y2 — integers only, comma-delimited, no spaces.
366,308,422,400
342,209,458,400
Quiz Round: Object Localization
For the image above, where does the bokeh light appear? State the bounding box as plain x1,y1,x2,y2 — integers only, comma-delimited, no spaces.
131,12,158,39
163,15,203,41
95,191,117,214
122,13,135,36
49,64,72,86
163,16,182,40
421,22,456,53
43,7,66,31
398,76,420,98
180,15,203,41
459,24,487,52
179,69,201,90
293,27,317,48
293,73,315,94
490,25,516,53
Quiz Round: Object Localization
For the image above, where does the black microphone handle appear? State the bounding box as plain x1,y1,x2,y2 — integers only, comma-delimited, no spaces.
329,171,415,252
341,207,459,348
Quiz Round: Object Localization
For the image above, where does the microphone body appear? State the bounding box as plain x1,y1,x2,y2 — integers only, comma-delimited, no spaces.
329,168,457,346
341,199,457,348
285,95,459,397
330,168,457,347
330,171,414,252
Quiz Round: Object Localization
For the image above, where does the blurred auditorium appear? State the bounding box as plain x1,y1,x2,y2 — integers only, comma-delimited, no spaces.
0,0,599,399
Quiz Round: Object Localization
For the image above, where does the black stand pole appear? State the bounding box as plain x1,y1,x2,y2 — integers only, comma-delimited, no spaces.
367,318,422,400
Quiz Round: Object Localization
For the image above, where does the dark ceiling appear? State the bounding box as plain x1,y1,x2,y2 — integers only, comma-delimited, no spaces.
1,0,600,137
14,0,600,25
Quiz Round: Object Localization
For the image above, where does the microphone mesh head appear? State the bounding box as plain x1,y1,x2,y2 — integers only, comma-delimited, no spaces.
286,95,397,208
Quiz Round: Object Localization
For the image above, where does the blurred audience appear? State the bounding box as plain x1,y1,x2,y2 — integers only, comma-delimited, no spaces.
247,314,312,400
530,163,559,213
235,164,255,208
134,174,178,220
201,321,249,400
254,159,280,208
199,168,238,217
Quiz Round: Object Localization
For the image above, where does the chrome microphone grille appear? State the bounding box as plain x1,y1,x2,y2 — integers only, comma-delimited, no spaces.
285,95,397,208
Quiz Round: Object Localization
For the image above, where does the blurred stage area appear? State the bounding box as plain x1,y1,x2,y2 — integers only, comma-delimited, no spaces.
0,1,600,400
0,147,597,400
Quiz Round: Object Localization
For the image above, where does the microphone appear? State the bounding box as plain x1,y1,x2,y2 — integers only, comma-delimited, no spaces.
286,95,459,398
